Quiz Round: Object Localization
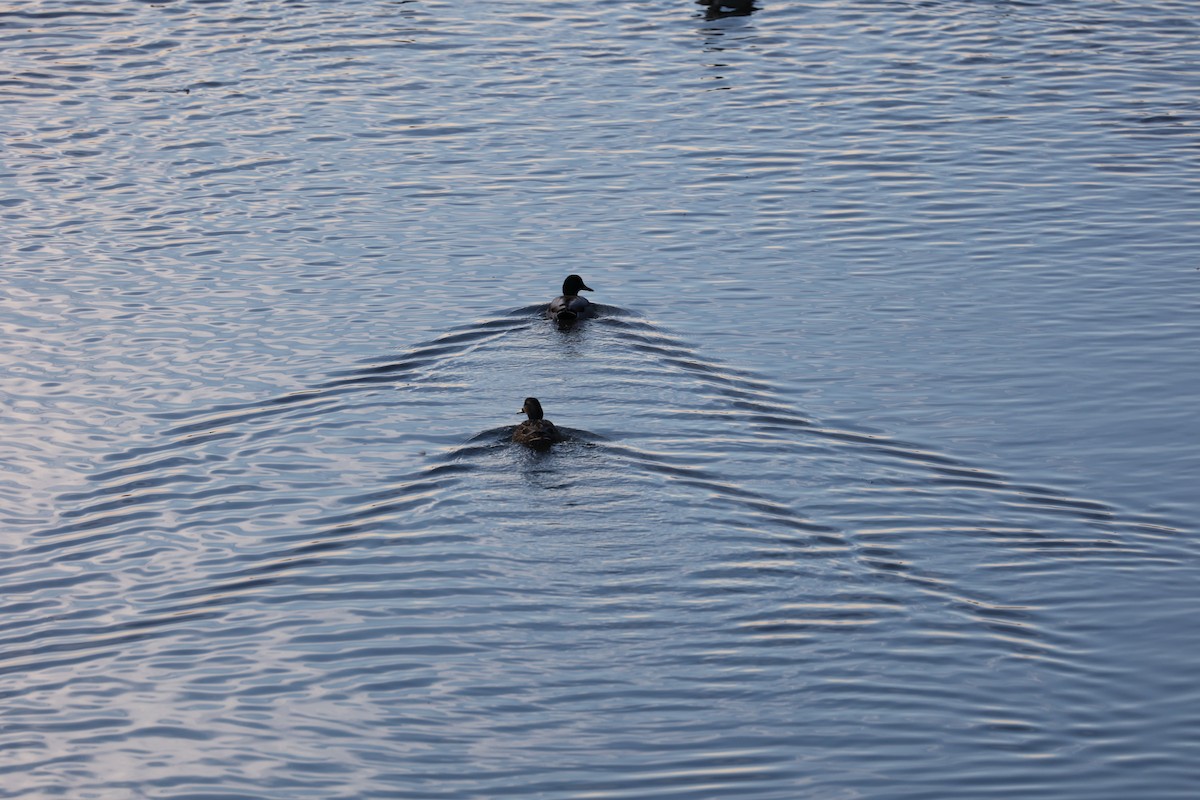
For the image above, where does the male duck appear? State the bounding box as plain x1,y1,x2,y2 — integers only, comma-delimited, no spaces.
547,274,594,326
513,397,563,451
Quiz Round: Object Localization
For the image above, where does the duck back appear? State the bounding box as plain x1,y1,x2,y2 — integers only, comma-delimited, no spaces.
513,419,561,451
548,294,591,323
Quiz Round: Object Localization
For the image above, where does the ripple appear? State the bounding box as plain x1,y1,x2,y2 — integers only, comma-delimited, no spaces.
2,0,1198,798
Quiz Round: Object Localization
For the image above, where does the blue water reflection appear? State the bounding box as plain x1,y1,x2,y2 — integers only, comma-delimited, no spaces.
2,1,1198,798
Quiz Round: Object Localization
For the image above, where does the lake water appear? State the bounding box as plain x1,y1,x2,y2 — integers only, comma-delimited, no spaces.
3,1,1199,797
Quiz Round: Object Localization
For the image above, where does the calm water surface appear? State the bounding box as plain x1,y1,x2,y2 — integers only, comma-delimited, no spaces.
3,1,1199,798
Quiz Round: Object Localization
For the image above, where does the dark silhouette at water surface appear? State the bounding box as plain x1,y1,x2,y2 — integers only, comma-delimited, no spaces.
697,0,758,19
547,274,595,327
512,397,564,451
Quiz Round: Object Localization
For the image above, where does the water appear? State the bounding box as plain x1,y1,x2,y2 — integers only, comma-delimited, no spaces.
3,1,1198,797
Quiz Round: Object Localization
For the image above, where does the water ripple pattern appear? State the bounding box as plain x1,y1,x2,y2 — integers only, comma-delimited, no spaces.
3,1,1198,799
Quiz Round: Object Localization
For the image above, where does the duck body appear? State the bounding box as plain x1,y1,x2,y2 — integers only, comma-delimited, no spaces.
698,0,757,18
547,274,594,326
512,397,563,451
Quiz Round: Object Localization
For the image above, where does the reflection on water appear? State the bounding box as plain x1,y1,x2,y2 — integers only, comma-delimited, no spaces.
2,1,1199,798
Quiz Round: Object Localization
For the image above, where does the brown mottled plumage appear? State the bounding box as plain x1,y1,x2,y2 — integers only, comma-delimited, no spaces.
512,397,563,451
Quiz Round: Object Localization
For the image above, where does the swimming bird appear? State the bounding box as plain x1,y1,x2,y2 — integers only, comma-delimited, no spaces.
512,397,563,451
698,0,757,18
547,274,594,326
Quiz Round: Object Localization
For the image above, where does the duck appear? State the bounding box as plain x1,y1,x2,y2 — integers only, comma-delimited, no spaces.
547,274,594,326
512,397,563,451
698,0,757,18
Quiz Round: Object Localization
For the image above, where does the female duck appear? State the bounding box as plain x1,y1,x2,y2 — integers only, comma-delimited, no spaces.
547,274,594,326
513,397,563,451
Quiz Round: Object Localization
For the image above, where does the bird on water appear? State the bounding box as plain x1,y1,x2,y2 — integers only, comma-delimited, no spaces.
512,397,563,451
547,274,594,326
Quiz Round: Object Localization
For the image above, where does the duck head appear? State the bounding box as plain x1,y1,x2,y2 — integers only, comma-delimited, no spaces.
520,397,545,421
562,275,593,296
